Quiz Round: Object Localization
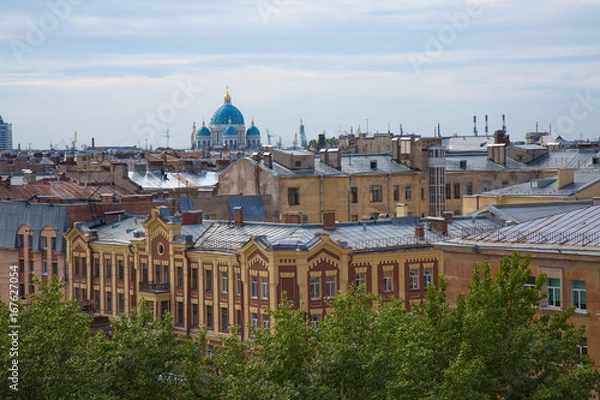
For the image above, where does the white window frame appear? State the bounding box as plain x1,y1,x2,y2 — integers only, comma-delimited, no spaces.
571,280,586,311
310,276,321,300
325,275,336,298
355,272,366,287
251,276,258,298
261,277,269,299
409,269,419,290
383,271,393,293
221,271,228,293
423,268,433,289
546,278,561,308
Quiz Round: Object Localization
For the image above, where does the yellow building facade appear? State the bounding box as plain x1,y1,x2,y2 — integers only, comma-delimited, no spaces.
64,207,445,343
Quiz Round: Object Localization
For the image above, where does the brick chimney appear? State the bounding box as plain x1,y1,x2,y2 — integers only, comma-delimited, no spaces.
430,218,448,235
442,210,453,221
322,210,336,230
415,224,425,239
181,210,203,225
233,206,244,226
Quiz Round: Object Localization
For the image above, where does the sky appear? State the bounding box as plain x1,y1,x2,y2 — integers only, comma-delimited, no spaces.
1,0,599,150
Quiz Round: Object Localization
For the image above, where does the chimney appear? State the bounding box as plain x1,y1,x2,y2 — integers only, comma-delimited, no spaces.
23,169,36,184
485,115,489,135
263,152,273,168
322,210,336,230
502,114,506,133
318,132,326,148
233,206,244,226
557,168,574,189
328,149,341,170
101,193,116,203
181,210,203,225
442,210,453,221
473,115,478,136
487,143,506,166
415,224,425,239
430,218,448,235
282,212,302,224
91,137,95,150
395,203,408,217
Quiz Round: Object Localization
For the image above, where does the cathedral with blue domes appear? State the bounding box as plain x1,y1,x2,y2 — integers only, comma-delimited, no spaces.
195,89,261,151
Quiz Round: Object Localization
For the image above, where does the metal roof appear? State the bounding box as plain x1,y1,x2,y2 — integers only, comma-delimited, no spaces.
445,154,531,172
0,202,68,251
479,170,600,198
86,211,503,255
468,201,594,223
456,204,600,252
0,178,132,201
246,154,415,179
526,149,600,169
442,136,495,152
128,171,218,190
227,196,266,222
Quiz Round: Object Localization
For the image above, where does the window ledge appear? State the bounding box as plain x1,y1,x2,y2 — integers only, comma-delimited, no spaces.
540,306,563,313
574,309,589,316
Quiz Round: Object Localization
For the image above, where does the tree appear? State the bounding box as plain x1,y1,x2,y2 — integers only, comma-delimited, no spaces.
214,292,318,400
92,302,184,400
0,276,98,399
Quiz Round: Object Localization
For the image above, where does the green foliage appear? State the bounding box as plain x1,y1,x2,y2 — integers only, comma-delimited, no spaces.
0,252,597,399
92,302,184,400
214,292,318,399
1,276,97,399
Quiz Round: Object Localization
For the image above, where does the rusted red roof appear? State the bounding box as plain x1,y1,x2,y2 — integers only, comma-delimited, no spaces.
0,177,134,201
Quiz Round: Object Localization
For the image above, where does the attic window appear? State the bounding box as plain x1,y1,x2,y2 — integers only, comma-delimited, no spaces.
370,160,377,169
459,160,467,169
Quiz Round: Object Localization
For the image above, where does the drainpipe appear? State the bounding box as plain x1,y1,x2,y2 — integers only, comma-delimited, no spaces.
320,175,324,223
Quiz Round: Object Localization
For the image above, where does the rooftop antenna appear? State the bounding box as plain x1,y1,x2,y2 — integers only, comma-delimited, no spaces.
163,128,171,148
473,115,478,136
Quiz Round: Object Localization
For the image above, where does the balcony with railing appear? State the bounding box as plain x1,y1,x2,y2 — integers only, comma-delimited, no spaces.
139,281,170,294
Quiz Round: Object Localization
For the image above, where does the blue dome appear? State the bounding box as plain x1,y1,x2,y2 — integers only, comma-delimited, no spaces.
246,125,260,137
197,126,211,137
223,125,238,137
211,104,244,125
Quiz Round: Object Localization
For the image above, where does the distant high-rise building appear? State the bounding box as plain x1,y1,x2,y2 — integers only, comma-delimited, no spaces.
299,119,307,148
0,116,12,150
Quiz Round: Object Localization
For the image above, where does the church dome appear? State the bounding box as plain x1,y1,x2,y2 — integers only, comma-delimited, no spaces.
246,118,260,137
223,125,238,137
211,89,245,125
197,120,211,137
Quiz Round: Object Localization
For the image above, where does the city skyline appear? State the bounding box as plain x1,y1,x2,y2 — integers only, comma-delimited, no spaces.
1,0,599,150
